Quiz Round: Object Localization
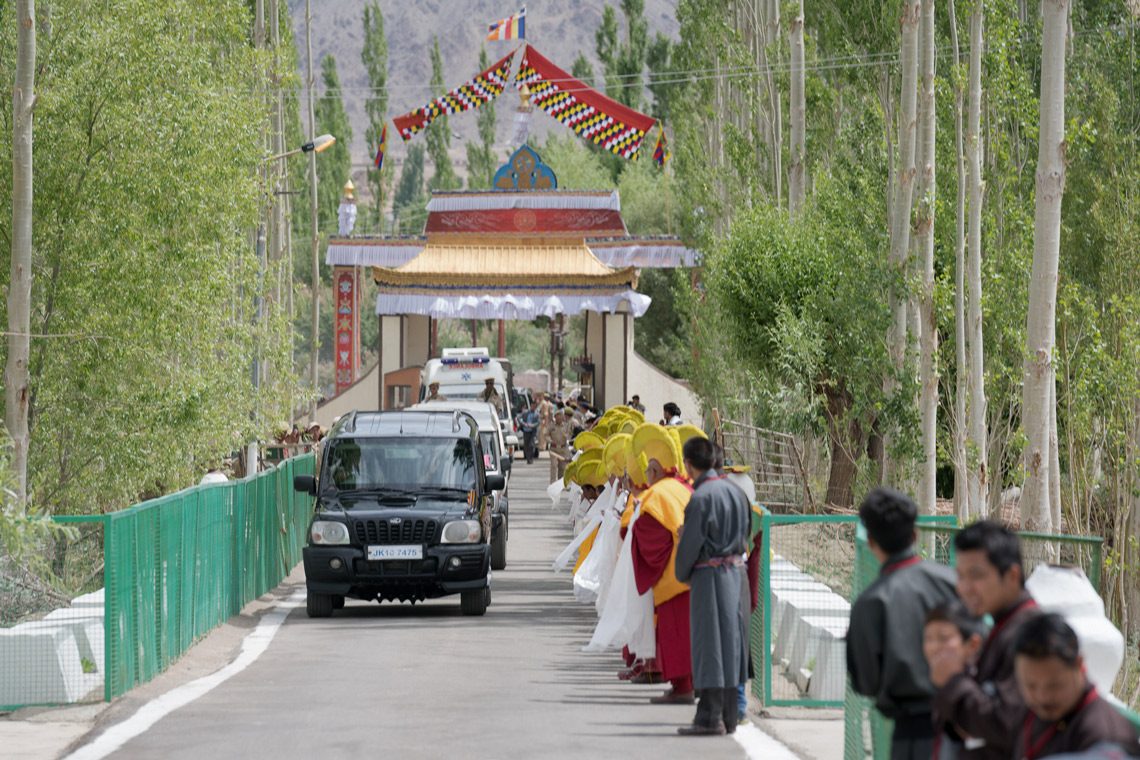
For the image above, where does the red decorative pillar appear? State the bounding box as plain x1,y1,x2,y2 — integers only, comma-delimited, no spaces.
333,267,360,394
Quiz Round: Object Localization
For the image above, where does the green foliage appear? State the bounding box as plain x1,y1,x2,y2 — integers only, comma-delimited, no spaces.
314,55,353,234
572,53,596,87
0,0,276,515
392,144,427,234
426,37,461,191
541,134,613,190
465,47,499,190
361,1,389,232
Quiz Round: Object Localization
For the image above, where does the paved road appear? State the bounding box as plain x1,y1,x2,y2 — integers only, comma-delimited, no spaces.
81,459,748,760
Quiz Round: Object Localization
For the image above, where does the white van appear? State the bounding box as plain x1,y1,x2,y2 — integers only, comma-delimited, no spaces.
409,399,516,571
421,348,511,423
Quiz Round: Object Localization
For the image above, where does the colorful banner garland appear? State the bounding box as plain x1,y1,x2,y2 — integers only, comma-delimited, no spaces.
515,45,656,160
393,50,516,141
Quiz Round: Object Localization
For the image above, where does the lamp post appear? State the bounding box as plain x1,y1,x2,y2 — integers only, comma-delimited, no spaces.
305,0,320,424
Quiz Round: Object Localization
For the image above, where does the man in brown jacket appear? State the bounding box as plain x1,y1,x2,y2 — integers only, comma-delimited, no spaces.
929,520,1039,759
1012,613,1139,758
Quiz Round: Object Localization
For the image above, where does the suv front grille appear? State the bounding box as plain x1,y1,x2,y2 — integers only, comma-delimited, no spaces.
353,518,438,545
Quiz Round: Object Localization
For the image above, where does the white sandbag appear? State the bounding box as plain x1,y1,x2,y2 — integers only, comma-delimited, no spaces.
553,513,603,572
1026,564,1124,693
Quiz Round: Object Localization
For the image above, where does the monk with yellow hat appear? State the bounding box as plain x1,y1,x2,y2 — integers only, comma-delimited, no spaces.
629,423,695,704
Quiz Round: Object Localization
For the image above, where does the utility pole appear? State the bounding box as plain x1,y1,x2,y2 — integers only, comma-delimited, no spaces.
305,0,320,422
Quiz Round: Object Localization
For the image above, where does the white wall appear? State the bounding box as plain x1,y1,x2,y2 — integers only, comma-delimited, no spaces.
311,362,381,429
626,346,702,426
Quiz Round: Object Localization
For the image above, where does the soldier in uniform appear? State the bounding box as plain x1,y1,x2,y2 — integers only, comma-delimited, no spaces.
425,381,447,401
536,391,555,450
548,408,572,482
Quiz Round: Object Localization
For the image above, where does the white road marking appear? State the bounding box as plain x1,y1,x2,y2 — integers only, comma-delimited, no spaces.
62,592,304,760
734,722,801,760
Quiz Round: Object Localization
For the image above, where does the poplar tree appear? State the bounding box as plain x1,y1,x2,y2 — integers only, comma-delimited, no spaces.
393,144,426,234
465,47,498,189
361,1,389,232
426,37,460,191
314,55,353,234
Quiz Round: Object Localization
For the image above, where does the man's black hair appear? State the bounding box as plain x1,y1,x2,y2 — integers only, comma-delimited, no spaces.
954,520,1024,583
631,395,640,401
663,402,681,417
1014,613,1081,667
682,437,715,472
925,598,987,641
858,487,918,555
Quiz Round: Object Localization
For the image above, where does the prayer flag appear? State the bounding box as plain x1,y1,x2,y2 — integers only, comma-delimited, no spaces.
487,8,526,41
516,46,656,160
373,123,387,171
652,127,669,168
393,50,516,141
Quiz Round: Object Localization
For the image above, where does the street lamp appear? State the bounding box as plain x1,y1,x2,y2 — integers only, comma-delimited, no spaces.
254,133,335,452
266,133,336,162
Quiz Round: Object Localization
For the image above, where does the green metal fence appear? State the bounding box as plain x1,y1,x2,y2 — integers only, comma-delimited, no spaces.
842,523,1105,760
750,511,955,709
1,454,314,711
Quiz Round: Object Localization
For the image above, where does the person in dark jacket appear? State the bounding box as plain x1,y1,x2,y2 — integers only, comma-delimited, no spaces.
674,436,751,736
847,487,958,760
1012,613,1140,758
930,520,1040,760
924,600,986,759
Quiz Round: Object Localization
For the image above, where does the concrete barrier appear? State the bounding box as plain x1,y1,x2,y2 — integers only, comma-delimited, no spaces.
0,626,101,706
15,618,104,676
70,589,105,608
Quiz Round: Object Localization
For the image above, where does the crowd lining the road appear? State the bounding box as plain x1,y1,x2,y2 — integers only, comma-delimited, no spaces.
542,399,1140,755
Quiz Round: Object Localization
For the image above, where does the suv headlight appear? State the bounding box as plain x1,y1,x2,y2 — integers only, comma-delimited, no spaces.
311,520,350,545
440,520,481,544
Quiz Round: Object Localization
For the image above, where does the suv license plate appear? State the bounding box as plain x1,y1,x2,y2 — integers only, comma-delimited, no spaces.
367,545,423,561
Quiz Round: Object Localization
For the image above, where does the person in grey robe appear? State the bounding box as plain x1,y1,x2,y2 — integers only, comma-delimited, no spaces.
674,436,751,736
848,487,958,760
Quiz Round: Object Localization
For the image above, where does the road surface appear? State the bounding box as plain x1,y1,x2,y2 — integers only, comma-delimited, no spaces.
71,460,753,759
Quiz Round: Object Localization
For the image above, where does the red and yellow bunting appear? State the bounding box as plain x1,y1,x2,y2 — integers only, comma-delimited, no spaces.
515,45,656,160
393,50,516,141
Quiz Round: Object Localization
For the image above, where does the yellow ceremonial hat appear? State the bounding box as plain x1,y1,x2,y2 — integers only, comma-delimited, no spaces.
562,458,580,487
674,424,708,446
603,433,631,478
592,421,615,440
619,420,637,435
574,430,605,451
624,435,649,488
577,458,608,488
567,449,604,486
625,407,645,424
632,423,683,474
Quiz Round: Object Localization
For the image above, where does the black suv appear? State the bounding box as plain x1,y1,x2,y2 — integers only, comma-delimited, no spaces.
294,410,505,617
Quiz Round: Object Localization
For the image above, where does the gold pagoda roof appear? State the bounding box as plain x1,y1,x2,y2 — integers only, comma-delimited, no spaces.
371,238,638,289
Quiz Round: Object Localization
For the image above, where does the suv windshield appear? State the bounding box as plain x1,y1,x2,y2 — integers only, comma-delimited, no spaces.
324,437,476,492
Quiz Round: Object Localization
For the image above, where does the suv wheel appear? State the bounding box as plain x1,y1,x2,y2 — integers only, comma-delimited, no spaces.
332,595,345,610
491,523,507,571
306,590,334,618
460,587,489,616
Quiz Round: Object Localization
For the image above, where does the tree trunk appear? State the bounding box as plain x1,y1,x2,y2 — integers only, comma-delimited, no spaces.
965,0,989,518
949,0,969,521
824,386,860,508
1020,0,1068,533
6,0,36,512
883,0,922,486
915,0,938,514
788,0,806,216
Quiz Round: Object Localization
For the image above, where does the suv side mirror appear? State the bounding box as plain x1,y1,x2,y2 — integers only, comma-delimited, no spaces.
293,475,317,495
499,456,512,474
485,473,506,492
